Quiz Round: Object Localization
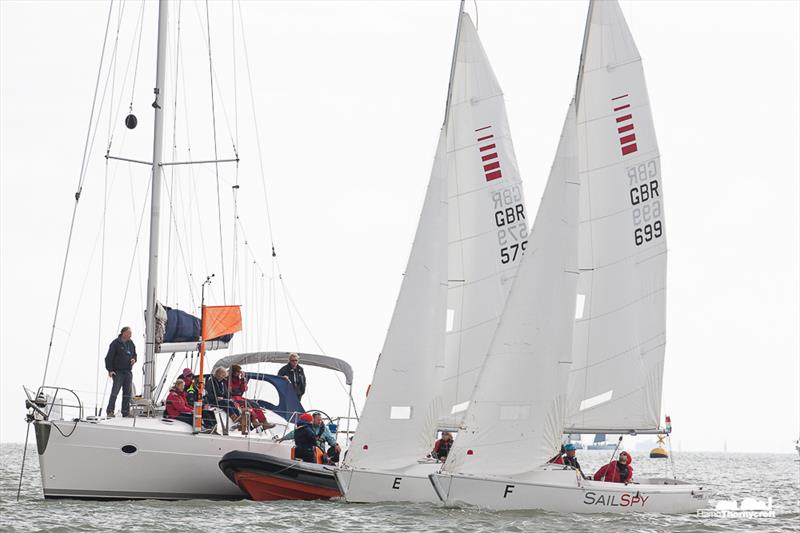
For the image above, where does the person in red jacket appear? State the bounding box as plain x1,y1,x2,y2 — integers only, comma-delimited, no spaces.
165,379,215,429
228,364,274,432
432,431,454,461
593,451,633,483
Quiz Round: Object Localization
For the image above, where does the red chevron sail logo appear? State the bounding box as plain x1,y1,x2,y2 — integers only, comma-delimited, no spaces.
612,94,638,156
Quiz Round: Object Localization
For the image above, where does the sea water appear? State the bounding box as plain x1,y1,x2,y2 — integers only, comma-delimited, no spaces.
1,443,797,532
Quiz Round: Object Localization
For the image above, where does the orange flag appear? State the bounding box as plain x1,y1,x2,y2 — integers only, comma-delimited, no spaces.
202,305,242,340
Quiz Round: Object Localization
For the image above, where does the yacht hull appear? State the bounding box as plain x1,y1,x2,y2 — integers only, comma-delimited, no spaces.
219,451,341,501
35,419,291,500
334,463,441,503
429,468,710,513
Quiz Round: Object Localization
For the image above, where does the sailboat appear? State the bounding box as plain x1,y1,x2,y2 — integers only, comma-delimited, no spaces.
566,433,584,450
587,433,617,450
335,2,529,504
429,0,710,513
23,0,354,500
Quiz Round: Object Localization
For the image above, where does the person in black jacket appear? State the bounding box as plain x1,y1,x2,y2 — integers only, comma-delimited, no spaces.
277,352,306,400
205,367,241,418
105,327,137,417
292,413,320,463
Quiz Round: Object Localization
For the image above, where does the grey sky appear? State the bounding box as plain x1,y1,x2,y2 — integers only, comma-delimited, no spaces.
1,0,798,453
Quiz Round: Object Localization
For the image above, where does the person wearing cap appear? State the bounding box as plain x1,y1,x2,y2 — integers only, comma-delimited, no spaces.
277,353,306,400
180,368,200,405
554,442,585,477
277,412,337,459
291,413,320,463
593,451,634,483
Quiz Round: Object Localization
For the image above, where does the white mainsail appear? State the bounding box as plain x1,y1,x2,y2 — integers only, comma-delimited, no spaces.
565,0,667,433
441,12,528,428
442,102,580,477
344,133,448,470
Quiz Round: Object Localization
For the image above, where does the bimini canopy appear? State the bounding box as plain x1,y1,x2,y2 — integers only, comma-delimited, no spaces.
212,351,354,386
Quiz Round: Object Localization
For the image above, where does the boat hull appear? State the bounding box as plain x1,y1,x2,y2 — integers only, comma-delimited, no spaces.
334,463,441,503
429,467,710,513
219,450,340,501
34,419,291,500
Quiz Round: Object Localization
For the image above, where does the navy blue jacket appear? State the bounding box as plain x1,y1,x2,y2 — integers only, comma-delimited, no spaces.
277,363,306,398
205,376,229,406
105,337,137,372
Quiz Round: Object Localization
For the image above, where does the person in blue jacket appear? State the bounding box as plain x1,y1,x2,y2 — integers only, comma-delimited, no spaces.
279,412,340,464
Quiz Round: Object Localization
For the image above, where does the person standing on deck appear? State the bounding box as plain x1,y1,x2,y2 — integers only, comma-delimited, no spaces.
105,326,137,417
278,352,306,400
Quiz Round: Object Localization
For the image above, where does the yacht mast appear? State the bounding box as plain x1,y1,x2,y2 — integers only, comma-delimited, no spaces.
442,0,465,128
574,0,595,107
143,0,169,400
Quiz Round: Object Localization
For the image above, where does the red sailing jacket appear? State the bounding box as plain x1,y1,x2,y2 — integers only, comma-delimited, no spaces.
229,376,248,398
165,389,193,417
593,453,633,483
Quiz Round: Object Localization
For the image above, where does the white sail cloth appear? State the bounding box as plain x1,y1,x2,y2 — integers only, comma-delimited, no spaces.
441,13,528,428
344,12,527,471
444,103,580,477
565,0,667,432
344,132,448,470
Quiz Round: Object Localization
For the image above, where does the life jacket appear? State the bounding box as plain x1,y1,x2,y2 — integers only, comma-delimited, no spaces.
290,446,324,464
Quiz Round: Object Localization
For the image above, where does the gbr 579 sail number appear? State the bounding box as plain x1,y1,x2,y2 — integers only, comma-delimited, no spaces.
493,184,527,264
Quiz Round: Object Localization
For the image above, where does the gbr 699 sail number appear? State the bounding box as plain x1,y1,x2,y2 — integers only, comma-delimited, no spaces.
628,157,663,247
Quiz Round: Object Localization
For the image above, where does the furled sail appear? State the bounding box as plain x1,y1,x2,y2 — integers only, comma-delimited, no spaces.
344,132,448,470
443,102,580,477
565,0,667,433
440,12,528,428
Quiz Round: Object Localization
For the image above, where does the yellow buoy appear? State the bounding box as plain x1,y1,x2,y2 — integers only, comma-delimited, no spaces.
650,435,669,458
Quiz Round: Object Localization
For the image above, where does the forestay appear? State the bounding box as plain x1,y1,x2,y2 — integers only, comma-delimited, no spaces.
565,0,667,433
344,132,448,470
440,13,528,428
444,102,580,477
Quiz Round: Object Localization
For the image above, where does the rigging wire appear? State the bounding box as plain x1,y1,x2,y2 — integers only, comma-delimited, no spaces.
127,0,146,115
235,0,277,255
204,0,227,303
92,0,128,415
115,171,153,334
165,0,183,305
41,0,116,388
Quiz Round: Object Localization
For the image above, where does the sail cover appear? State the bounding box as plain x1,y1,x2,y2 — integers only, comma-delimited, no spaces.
344,132,448,470
565,0,666,432
440,12,528,428
444,103,580,477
